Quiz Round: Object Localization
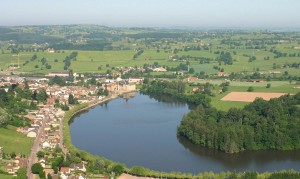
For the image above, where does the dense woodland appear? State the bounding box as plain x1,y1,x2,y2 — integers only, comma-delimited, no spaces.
178,92,300,153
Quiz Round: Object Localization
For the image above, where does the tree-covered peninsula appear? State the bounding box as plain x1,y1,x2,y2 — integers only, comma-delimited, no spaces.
142,80,300,153
178,92,300,153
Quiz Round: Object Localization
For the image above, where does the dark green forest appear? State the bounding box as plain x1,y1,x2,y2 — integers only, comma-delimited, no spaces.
178,93,300,153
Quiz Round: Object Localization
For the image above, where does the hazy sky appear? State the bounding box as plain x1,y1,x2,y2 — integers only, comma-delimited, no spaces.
1,0,300,28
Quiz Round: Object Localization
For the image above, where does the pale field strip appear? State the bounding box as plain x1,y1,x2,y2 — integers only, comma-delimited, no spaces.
221,92,287,102
118,174,155,179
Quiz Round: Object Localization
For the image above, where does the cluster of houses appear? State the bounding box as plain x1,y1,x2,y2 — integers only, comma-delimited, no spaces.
115,65,168,74
1,74,141,178
18,105,64,141
6,155,27,176
46,85,99,105
116,66,145,74
37,161,87,179
58,163,87,179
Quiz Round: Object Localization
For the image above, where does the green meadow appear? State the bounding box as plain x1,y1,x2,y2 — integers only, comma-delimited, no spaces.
0,174,13,179
0,126,33,157
1,49,299,76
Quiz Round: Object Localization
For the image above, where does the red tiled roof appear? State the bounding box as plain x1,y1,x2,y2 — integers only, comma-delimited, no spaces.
60,167,70,174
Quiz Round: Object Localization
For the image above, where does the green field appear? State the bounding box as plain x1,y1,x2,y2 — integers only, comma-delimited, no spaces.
1,49,299,76
0,174,13,179
0,25,300,77
0,50,180,74
0,126,33,157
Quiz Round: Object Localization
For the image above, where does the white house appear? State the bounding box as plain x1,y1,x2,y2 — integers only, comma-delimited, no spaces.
60,173,68,179
78,174,87,179
70,162,86,172
27,130,37,138
42,141,50,148
39,159,46,168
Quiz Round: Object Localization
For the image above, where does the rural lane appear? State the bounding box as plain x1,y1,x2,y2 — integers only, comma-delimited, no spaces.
27,117,46,179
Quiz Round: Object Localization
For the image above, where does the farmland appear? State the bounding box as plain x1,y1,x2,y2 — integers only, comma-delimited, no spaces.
0,25,299,112
0,25,299,78
1,48,299,76
221,92,287,102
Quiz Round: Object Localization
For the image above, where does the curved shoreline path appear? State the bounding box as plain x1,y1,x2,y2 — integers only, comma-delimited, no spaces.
118,174,155,179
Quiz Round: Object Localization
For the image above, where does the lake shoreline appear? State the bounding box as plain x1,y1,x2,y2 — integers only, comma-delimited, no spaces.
69,90,139,118
65,91,300,178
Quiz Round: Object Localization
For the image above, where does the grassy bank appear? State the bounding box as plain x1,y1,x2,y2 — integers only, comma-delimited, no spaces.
0,174,13,179
63,102,100,161
0,126,34,157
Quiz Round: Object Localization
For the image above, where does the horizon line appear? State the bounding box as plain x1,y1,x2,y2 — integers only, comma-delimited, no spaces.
1,24,300,31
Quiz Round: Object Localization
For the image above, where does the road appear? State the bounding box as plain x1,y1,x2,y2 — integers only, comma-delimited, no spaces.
59,116,68,155
27,117,46,179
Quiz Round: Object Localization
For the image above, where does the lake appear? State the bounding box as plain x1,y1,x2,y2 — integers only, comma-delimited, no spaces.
70,92,300,174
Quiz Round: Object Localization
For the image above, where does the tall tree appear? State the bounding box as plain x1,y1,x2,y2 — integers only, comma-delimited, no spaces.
68,94,75,105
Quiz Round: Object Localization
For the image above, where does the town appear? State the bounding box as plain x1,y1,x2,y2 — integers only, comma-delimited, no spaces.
0,73,141,179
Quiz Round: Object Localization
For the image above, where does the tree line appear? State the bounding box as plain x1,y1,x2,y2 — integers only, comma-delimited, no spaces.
141,80,211,107
178,93,300,153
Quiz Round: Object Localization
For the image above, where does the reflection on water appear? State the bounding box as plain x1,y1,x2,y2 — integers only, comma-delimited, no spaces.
70,92,300,174
121,92,136,101
178,136,300,172
146,93,195,109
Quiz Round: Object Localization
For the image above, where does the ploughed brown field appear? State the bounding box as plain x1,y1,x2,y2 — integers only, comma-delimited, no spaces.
221,92,287,102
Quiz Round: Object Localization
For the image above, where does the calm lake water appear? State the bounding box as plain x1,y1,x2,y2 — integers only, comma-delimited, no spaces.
70,92,300,174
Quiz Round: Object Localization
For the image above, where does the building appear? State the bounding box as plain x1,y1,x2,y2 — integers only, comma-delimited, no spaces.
60,167,71,179
46,72,69,78
152,67,167,72
70,162,86,172
217,71,225,77
128,77,144,84
47,48,55,53
27,130,37,138
184,77,198,82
